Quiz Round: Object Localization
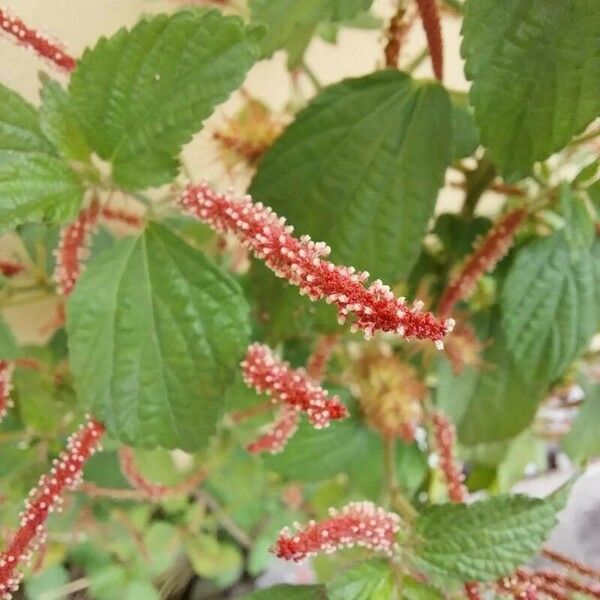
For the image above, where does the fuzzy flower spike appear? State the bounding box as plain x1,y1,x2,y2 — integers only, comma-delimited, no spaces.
274,501,401,562
0,418,104,600
242,343,347,429
179,183,454,347
0,8,76,72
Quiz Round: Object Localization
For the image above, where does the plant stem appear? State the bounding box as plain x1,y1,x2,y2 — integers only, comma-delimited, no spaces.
383,437,417,523
405,47,429,73
300,60,323,92
569,127,600,147
461,154,496,218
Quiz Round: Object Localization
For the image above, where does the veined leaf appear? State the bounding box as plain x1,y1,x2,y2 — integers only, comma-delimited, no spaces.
501,232,600,383
328,559,397,600
414,490,570,581
67,222,250,450
462,0,600,180
69,10,261,189
40,75,91,163
0,152,83,230
251,70,452,284
0,83,54,155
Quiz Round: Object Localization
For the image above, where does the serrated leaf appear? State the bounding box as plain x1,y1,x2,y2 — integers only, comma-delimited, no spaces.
414,492,566,581
501,232,600,383
69,10,260,189
450,94,479,160
0,83,54,155
241,585,328,600
401,576,444,600
328,559,397,600
40,75,91,163
563,381,600,462
437,312,545,444
0,152,83,230
461,0,600,180
67,222,250,450
251,70,452,284
0,314,19,359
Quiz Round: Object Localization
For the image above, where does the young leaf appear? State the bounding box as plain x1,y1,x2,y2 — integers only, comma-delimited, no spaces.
437,313,544,444
67,223,251,451
241,585,328,600
414,492,568,581
0,315,19,359
39,75,91,163
562,382,600,463
0,153,83,230
462,0,600,180
69,10,261,189
250,70,452,284
501,232,600,384
0,83,54,155
327,559,397,600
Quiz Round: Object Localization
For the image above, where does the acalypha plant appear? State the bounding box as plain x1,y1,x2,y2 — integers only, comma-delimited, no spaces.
0,1,600,599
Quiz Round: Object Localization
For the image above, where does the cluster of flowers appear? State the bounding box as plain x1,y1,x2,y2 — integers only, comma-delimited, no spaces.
273,501,401,562
178,183,454,347
0,419,105,600
241,343,347,454
0,7,75,71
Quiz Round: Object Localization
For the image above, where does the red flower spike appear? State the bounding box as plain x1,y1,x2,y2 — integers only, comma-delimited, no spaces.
464,582,483,600
242,343,348,429
0,418,104,599
0,262,24,277
431,410,466,503
247,406,299,455
415,0,444,81
305,334,338,382
0,361,14,423
542,548,600,581
439,208,527,317
53,201,101,296
0,8,76,72
273,501,401,562
179,183,454,347
99,206,143,229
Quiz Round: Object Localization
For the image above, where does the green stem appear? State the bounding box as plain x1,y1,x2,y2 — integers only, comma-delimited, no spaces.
569,127,600,148
300,60,323,92
383,437,417,523
461,154,496,218
405,47,429,73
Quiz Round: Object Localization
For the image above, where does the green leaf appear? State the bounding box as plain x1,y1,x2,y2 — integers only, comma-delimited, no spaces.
501,232,600,383
39,75,92,163
450,94,479,160
328,559,397,600
250,70,452,284
67,222,250,450
241,585,328,600
414,492,567,581
401,576,443,600
437,312,545,444
186,534,243,587
0,314,19,359
69,10,260,189
0,152,83,230
563,381,600,462
0,83,54,155
461,0,600,180
250,0,372,66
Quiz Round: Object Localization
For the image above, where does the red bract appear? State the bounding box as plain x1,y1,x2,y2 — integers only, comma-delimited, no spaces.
0,361,14,423
0,8,76,72
273,501,401,562
415,0,443,81
53,201,100,296
0,418,104,600
438,208,527,317
242,343,347,429
179,183,454,346
0,262,24,277
246,407,299,455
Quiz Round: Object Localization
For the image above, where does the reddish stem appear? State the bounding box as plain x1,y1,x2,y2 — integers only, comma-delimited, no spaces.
542,549,600,582
0,262,24,277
